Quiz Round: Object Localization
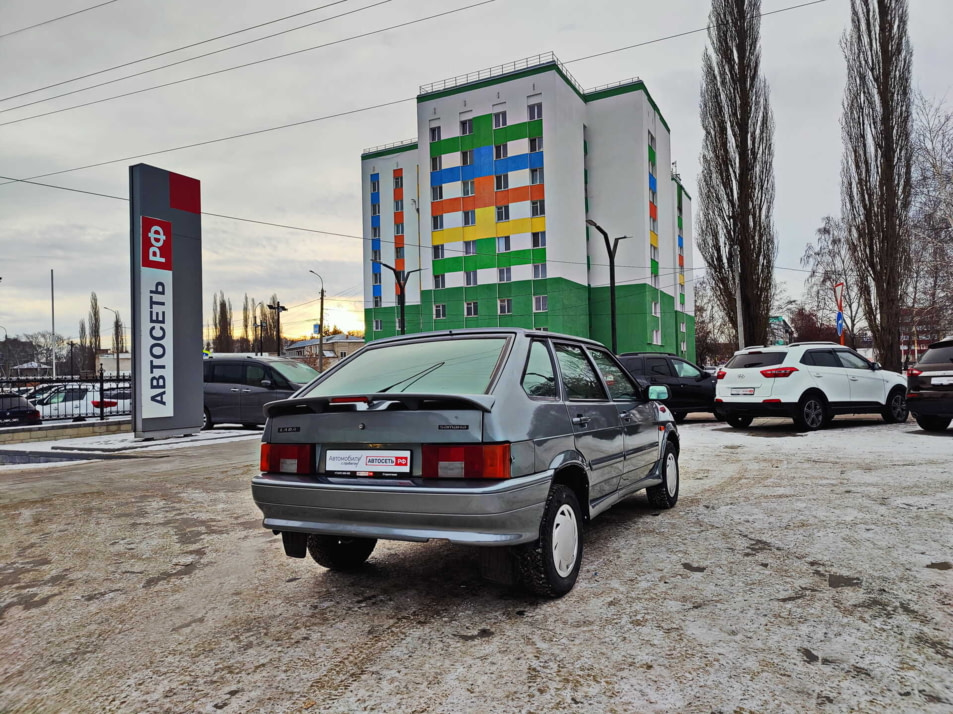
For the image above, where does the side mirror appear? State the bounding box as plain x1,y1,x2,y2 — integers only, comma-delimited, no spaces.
647,385,670,401
261,379,273,388
871,362,882,371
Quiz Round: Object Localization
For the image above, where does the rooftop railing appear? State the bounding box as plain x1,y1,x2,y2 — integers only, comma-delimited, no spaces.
361,137,417,155
419,51,585,96
584,77,642,94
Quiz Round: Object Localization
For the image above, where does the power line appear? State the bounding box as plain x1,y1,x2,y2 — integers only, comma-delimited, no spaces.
0,0,356,103
0,0,387,115
0,0,120,40
0,0,830,187
0,0,495,127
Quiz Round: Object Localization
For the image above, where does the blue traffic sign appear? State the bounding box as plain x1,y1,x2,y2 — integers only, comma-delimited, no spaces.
836,311,844,336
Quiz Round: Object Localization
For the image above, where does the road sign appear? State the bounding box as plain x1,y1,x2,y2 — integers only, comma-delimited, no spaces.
313,323,321,335
833,282,845,312
836,311,844,336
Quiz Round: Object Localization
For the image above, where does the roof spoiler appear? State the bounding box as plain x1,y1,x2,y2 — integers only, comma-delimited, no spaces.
264,393,496,418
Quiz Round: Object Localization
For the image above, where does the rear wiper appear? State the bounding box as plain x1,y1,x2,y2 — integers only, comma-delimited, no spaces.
377,361,446,393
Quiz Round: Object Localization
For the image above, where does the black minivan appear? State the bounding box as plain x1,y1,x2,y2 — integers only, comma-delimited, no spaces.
202,355,320,429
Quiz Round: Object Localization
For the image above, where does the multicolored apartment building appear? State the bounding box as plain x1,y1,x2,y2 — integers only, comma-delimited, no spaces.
361,53,695,358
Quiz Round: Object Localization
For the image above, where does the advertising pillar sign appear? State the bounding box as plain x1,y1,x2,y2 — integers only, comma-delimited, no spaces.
130,164,203,438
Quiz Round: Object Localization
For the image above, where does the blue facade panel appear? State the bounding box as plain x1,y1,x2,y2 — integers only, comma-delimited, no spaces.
677,236,683,248
431,166,462,186
371,261,381,274
495,154,529,175
371,215,380,228
649,173,657,193
370,191,380,204
370,173,379,182
372,238,381,251
372,284,382,297
528,151,544,169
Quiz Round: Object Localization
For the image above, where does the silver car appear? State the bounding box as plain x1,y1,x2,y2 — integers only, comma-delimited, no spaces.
252,329,680,597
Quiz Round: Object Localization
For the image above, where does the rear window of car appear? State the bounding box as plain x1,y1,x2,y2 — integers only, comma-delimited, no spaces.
0,395,27,409
270,360,320,384
725,352,786,369
301,337,509,396
919,344,953,365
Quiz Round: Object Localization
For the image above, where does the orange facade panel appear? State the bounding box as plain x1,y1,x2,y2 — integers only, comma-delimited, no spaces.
678,254,685,267
394,187,404,201
474,176,494,206
394,211,404,224
530,183,545,201
432,197,463,216
649,202,658,220
393,168,403,177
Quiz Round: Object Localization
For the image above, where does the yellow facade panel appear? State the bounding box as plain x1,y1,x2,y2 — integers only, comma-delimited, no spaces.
432,227,464,246
650,231,659,247
678,273,685,285
530,217,547,233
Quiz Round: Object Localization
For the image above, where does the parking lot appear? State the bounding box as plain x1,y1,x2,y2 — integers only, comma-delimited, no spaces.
0,417,950,713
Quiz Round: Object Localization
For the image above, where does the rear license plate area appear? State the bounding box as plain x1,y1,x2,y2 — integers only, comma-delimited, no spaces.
325,449,411,476
731,388,755,396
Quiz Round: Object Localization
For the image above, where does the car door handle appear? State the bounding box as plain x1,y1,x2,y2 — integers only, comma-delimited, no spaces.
571,415,591,427
619,413,633,422
229,388,240,392
849,377,859,381
240,389,252,392
812,372,823,378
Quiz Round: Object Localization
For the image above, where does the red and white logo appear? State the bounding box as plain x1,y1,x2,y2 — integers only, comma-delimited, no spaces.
141,216,173,270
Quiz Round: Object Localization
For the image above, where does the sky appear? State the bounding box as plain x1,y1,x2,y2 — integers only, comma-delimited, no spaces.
1,0,950,344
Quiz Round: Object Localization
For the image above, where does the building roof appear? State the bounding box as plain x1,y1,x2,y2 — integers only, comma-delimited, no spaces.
286,334,364,350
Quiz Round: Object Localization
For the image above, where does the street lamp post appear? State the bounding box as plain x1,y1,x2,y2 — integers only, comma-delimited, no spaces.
102,306,121,377
586,219,629,354
69,341,75,377
308,270,326,372
373,261,421,335
267,302,288,356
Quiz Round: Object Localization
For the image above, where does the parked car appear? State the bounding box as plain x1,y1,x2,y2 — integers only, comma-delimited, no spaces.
33,382,130,421
203,355,320,429
0,392,42,426
252,328,680,598
617,352,719,422
907,336,953,432
716,342,908,431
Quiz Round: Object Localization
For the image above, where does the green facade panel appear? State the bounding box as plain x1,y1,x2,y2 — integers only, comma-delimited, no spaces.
463,253,496,271
432,257,463,275
651,259,659,275
430,136,460,157
460,115,493,150
648,145,656,165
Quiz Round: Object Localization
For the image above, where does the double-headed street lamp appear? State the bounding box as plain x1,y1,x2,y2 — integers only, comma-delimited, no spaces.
586,219,629,354
373,261,421,335
267,302,288,356
102,306,122,377
308,270,326,372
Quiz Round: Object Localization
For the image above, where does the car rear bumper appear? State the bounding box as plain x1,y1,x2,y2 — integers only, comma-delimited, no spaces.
251,470,553,546
907,394,953,418
716,401,798,419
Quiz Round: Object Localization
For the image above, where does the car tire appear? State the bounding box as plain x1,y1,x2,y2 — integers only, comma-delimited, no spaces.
306,535,377,571
515,484,583,598
794,392,827,431
672,410,687,424
726,415,753,429
915,415,952,432
202,408,213,430
646,442,679,509
881,388,909,423
242,423,259,430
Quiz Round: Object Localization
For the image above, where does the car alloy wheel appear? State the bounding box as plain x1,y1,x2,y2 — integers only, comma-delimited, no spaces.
796,395,826,431
882,388,908,424
551,503,579,578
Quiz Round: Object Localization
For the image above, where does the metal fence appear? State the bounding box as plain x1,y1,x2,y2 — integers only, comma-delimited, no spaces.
1,368,132,422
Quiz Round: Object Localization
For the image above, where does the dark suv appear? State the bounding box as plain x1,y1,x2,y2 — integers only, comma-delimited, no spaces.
907,336,953,432
203,355,320,429
616,352,718,422
0,392,42,426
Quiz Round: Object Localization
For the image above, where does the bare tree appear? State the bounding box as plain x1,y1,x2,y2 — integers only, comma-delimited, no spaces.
697,0,777,348
693,276,733,366
111,312,126,356
88,292,101,358
262,293,280,353
840,0,913,371
211,291,235,353
237,293,255,353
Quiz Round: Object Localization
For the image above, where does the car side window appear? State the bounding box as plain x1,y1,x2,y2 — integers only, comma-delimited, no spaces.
619,356,643,374
203,362,213,381
836,350,870,370
809,350,841,368
672,359,703,379
65,388,87,402
213,363,243,383
521,340,558,399
588,349,639,400
554,344,608,401
245,364,268,387
646,357,673,377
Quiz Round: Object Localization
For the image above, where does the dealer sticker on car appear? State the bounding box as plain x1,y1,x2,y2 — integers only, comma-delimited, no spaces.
326,450,411,475
731,388,756,395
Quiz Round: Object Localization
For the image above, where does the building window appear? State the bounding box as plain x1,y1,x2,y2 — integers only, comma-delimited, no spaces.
530,167,544,185
463,210,475,226
460,118,473,135
373,295,382,308
396,270,406,283
532,231,546,248
395,246,405,260
372,273,382,285
462,150,473,166
531,200,545,217
652,329,661,344
680,322,687,333
495,174,509,191
396,317,402,330
394,175,403,189
495,143,508,160
431,156,442,172
434,274,445,289
651,274,660,289
499,298,512,315
528,103,542,120
372,249,381,262
395,223,404,235
530,136,543,152
650,217,658,233
466,301,479,317
373,319,382,331
680,341,687,352
430,126,442,142
496,235,510,252
394,199,404,212
432,185,443,201
464,240,476,255
462,179,475,197
533,263,547,280
494,111,507,128
534,295,548,312
432,244,445,259
650,189,657,204
648,130,656,149
650,245,659,261
652,301,660,317
465,270,477,286
496,205,510,222
679,283,686,295
432,215,444,231
498,267,512,282
372,226,380,238
371,203,380,216
434,304,447,319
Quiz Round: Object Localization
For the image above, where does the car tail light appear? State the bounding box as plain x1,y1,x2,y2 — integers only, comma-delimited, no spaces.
91,400,118,408
763,399,782,403
760,367,798,378
30,410,40,419
717,370,727,380
907,368,922,377
330,396,368,404
421,443,511,479
260,443,314,474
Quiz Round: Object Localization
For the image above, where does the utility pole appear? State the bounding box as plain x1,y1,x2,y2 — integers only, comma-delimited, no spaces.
267,301,288,356
733,247,745,350
586,219,629,354
50,269,56,378
373,261,421,335
309,270,326,371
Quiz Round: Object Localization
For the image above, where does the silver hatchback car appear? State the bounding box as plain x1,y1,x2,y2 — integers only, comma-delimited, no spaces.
252,329,680,597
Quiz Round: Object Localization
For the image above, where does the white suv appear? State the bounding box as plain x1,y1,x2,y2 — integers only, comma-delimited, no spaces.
715,342,908,431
